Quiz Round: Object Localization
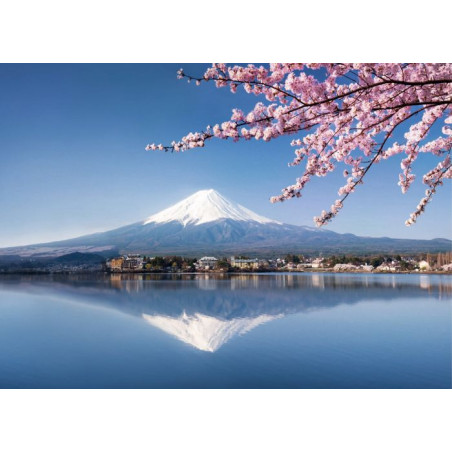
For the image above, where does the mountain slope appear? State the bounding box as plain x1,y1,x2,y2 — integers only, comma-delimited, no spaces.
0,189,450,257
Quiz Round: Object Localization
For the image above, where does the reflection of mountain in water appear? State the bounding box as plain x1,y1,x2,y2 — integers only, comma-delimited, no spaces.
143,311,282,352
0,273,450,351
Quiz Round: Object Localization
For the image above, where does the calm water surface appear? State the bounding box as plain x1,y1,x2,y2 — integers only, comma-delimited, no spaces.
0,273,450,388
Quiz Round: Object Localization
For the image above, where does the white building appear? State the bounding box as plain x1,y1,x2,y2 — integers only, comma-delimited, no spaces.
311,258,324,269
122,254,144,270
376,263,400,272
197,256,218,270
230,257,259,269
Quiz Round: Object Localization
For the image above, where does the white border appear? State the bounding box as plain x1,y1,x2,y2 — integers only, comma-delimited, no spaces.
0,1,450,62
0,390,451,451
0,1,451,450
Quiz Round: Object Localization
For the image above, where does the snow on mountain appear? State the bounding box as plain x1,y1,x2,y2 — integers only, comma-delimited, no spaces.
143,189,281,227
142,311,282,352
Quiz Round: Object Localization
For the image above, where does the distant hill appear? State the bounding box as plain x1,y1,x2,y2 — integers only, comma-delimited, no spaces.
0,252,105,272
54,252,105,264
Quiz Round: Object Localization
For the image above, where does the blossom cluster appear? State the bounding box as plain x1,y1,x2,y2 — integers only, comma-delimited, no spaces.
147,64,452,227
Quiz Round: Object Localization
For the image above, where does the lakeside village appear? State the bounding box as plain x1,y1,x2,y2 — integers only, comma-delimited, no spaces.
2,251,451,274
105,252,452,274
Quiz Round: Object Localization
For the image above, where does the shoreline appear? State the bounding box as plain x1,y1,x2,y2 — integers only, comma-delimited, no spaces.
1,269,451,276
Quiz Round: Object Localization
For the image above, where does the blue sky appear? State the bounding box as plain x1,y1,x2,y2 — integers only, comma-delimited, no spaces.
0,63,450,247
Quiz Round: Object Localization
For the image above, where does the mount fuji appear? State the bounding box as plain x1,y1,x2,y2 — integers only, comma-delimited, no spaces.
0,189,450,258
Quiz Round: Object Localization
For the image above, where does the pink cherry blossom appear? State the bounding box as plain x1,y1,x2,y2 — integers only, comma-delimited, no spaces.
146,63,452,227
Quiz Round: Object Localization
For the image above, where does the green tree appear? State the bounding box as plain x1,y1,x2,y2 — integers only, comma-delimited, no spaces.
217,259,231,271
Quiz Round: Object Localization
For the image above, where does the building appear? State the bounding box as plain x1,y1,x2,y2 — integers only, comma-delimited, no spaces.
197,256,218,270
230,257,259,269
108,257,124,272
311,258,324,269
121,254,144,271
376,262,400,272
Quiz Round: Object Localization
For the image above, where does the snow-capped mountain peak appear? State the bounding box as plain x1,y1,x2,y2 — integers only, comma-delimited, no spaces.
143,189,281,227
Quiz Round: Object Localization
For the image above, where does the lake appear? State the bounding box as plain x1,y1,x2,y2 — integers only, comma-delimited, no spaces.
0,273,450,388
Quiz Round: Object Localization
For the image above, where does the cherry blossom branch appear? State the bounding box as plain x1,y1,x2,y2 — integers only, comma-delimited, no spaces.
312,106,431,226
146,63,452,227
406,155,452,225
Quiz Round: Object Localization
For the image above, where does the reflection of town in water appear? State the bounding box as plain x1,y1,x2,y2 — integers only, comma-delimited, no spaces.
108,272,451,296
1,273,450,352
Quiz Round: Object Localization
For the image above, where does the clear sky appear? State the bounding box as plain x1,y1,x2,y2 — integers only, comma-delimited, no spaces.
0,63,450,247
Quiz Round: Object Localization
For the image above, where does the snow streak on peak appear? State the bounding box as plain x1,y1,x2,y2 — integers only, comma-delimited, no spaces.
142,312,282,352
143,189,281,227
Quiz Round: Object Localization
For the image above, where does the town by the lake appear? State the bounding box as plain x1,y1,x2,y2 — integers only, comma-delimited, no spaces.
3,251,451,274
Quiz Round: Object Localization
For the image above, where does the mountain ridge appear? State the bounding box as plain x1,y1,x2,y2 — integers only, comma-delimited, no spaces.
0,189,450,257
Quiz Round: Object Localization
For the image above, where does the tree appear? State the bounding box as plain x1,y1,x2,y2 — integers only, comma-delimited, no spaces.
217,258,231,271
370,256,383,267
150,256,165,269
399,260,413,271
285,254,300,264
146,64,452,227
